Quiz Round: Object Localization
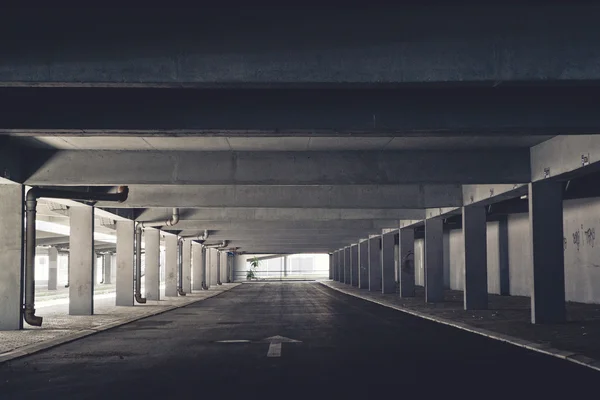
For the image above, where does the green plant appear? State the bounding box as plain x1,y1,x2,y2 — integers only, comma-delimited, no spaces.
246,257,261,280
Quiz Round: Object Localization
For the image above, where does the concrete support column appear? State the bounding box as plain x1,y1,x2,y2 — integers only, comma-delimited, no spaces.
48,247,58,290
329,254,333,279
425,218,444,303
116,220,134,306
192,242,204,290
498,216,510,296
164,234,178,297
344,246,351,284
350,244,359,287
338,249,346,283
359,240,369,289
529,181,566,324
368,236,382,292
69,206,95,315
220,252,227,283
381,232,396,294
399,228,415,297
463,206,488,310
209,248,218,287
333,251,338,281
102,253,112,285
182,239,192,293
0,185,24,330
144,228,160,301
216,251,222,285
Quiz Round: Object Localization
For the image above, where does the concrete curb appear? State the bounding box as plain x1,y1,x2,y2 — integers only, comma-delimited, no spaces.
319,281,600,373
0,284,240,365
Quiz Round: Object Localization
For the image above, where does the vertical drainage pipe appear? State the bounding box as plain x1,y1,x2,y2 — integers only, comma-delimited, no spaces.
25,186,129,327
177,237,186,296
135,224,147,304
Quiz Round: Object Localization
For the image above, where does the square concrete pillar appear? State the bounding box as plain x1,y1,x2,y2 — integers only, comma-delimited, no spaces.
102,253,112,285
164,234,178,297
463,206,488,310
116,220,134,306
332,251,338,281
350,244,359,286
381,232,396,294
338,249,346,283
529,181,566,324
144,228,161,301
368,236,382,292
69,206,95,315
358,240,369,289
192,242,204,290
344,247,351,284
425,218,444,303
182,239,192,293
329,253,333,279
399,228,415,297
220,251,227,284
209,248,218,287
0,185,24,330
498,216,510,296
48,247,58,290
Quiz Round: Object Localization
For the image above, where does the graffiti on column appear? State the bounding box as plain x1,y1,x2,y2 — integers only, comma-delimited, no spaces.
584,227,596,248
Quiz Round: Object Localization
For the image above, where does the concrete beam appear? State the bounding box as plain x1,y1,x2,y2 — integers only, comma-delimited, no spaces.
2,6,600,86
531,135,600,181
25,150,529,185
172,220,400,232
137,206,426,221
181,231,388,241
462,184,528,206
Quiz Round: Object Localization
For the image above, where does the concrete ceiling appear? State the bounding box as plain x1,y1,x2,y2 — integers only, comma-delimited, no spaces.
17,133,555,254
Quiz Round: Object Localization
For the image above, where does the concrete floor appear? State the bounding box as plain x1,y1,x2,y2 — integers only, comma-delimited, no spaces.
0,284,239,358
324,281,600,363
0,282,598,398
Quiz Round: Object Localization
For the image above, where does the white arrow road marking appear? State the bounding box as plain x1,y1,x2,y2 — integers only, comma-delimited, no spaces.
262,335,302,358
267,342,282,357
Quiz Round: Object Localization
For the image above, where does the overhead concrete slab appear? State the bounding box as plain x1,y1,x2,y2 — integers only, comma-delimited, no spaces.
136,207,425,222
97,184,462,209
23,150,530,186
2,6,600,86
226,137,310,151
386,136,553,150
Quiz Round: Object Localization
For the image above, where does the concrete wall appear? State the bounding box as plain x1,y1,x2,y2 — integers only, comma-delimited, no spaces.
438,197,600,304
507,213,533,297
448,230,464,291
415,239,424,286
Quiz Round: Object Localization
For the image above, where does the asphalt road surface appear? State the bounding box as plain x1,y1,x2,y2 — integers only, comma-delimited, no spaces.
0,282,597,398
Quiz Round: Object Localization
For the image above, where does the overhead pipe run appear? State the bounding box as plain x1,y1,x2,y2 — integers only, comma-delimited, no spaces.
140,208,179,228
203,240,227,249
24,186,128,327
